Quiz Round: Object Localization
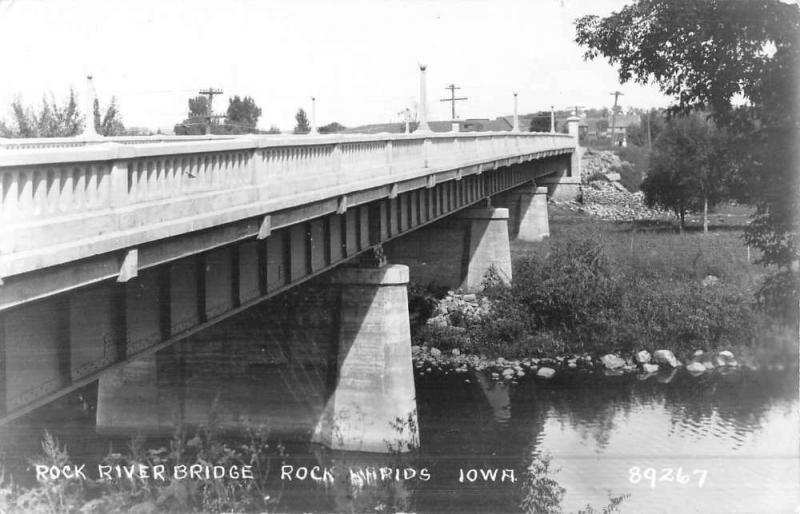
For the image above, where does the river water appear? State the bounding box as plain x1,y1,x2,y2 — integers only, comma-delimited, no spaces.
1,335,797,513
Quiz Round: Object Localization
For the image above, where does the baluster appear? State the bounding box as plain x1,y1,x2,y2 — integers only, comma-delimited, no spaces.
31,169,46,216
88,164,99,207
46,169,59,214
73,166,87,210
3,170,19,219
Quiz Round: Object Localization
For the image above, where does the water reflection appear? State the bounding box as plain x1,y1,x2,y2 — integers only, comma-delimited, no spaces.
1,330,798,512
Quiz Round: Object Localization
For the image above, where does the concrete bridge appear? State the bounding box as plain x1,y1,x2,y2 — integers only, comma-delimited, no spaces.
0,116,582,451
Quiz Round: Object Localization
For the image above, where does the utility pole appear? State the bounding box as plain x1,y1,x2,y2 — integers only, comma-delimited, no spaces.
646,109,653,148
197,87,224,135
440,84,468,120
609,90,623,146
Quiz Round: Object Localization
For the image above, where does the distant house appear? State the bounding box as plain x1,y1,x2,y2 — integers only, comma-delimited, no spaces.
581,114,640,145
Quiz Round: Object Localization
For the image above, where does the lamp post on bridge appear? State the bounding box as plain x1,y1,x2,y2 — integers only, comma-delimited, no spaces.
512,92,520,133
416,64,431,133
310,96,319,135
550,105,555,133
81,75,102,140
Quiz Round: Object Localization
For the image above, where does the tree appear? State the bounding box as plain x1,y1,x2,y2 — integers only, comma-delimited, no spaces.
528,111,551,132
265,125,281,134
575,0,800,317
188,96,209,117
93,97,126,136
294,108,310,134
319,122,346,134
641,113,728,232
225,95,261,134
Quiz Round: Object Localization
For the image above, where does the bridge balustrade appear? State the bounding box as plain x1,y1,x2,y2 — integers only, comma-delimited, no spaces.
0,131,574,280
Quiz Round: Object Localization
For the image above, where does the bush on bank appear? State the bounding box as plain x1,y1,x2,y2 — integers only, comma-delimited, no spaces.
412,235,770,362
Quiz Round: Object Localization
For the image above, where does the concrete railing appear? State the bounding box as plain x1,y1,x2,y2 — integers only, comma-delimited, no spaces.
0,134,242,150
0,131,574,279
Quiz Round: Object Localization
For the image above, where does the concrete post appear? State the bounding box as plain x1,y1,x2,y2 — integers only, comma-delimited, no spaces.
310,96,319,135
550,105,555,133
516,185,550,242
81,75,101,140
416,64,431,133
458,207,512,291
312,264,418,453
512,92,520,133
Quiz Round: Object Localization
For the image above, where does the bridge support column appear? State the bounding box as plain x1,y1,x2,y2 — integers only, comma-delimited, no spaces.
493,183,550,242
383,207,512,292
458,207,512,291
95,352,179,434
312,263,418,453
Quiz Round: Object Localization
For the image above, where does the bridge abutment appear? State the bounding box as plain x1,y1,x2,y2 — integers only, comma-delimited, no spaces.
312,263,418,453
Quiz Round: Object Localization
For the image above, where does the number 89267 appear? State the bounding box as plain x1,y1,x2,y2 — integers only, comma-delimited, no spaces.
628,467,708,488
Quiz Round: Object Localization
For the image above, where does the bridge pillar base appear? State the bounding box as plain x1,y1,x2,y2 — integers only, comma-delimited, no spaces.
517,186,550,242
458,207,512,291
493,184,549,242
312,264,418,453
95,353,179,434
542,177,582,202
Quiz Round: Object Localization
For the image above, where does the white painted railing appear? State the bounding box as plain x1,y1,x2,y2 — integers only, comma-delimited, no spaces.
0,131,575,278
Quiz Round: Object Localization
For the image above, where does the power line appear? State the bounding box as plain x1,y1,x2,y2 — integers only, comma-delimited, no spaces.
439,84,468,120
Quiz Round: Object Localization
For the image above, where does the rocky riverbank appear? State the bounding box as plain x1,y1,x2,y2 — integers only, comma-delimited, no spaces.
550,149,671,222
412,343,753,384
411,291,779,385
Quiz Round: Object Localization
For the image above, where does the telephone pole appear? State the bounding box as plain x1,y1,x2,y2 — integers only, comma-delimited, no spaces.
197,87,224,135
609,90,623,145
440,84,468,120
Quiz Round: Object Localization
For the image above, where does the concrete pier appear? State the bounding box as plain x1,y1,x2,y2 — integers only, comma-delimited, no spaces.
493,183,550,242
384,207,512,292
459,207,512,291
313,264,418,453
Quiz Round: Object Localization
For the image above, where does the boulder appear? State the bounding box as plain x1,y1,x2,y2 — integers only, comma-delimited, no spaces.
701,275,720,287
715,350,738,367
653,349,681,368
686,362,706,374
635,350,652,364
693,350,704,358
536,367,556,379
601,354,626,370
642,363,659,373
430,348,442,358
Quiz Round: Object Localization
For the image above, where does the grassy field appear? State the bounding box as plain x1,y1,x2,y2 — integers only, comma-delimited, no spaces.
516,204,765,293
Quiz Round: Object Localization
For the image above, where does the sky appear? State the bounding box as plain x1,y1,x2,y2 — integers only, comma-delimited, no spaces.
0,0,675,132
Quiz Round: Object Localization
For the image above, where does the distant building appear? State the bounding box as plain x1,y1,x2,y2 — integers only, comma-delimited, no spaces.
581,114,640,145
343,117,513,134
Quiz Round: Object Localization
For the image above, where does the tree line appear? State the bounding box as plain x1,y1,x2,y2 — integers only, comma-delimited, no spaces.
0,92,348,138
0,90,129,138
